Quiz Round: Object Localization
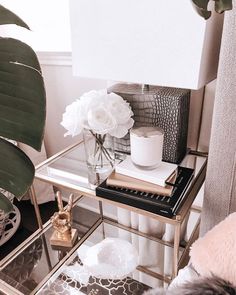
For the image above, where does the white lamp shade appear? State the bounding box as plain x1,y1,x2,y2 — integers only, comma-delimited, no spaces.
69,0,223,90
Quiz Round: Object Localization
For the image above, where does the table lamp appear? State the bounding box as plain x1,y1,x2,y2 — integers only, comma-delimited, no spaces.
69,0,223,163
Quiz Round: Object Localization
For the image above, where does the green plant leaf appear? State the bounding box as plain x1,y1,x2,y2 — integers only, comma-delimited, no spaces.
0,38,41,73
0,138,34,199
0,191,14,213
0,44,46,151
0,6,46,211
0,4,30,29
191,0,211,19
214,0,233,13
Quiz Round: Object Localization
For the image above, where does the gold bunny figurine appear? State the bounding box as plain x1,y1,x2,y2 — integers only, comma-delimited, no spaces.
50,191,78,247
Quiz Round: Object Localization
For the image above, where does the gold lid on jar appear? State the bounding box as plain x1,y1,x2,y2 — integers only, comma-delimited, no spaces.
130,126,164,138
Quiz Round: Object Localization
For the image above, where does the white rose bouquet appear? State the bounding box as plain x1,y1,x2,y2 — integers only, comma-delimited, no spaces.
61,89,134,138
61,89,134,175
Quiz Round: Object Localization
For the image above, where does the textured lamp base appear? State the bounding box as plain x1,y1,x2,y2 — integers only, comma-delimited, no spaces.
108,83,190,164
50,229,78,248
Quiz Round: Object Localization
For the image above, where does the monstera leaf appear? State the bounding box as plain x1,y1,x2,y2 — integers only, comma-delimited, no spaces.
215,0,233,13
0,5,29,28
0,5,46,213
192,0,233,19
0,139,35,196
0,192,13,214
192,0,211,19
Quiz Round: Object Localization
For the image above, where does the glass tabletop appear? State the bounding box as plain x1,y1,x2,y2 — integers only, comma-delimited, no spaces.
35,142,207,221
36,221,179,295
36,143,92,192
0,200,101,295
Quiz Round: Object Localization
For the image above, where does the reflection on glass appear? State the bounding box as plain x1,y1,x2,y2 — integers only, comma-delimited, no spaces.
0,204,101,295
36,143,206,200
37,222,184,294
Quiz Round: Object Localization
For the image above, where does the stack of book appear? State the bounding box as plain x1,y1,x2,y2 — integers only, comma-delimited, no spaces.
96,156,194,217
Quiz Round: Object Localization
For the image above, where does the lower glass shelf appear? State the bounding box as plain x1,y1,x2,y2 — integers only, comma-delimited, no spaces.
0,203,101,295
36,220,185,294
0,193,201,295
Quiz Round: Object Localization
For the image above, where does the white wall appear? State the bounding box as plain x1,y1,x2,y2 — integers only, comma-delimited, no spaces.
0,0,71,52
38,53,107,156
38,53,113,214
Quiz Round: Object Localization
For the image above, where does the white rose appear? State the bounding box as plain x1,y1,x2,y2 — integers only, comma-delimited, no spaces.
87,105,117,135
80,89,108,114
109,118,134,138
61,100,84,137
107,92,133,125
61,89,134,138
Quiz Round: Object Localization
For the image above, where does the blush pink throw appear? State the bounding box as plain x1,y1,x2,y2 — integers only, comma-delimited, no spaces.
190,212,236,284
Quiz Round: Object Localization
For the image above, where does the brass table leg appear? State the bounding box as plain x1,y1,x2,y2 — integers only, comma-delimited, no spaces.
99,200,106,238
173,221,181,278
99,200,104,219
29,185,43,229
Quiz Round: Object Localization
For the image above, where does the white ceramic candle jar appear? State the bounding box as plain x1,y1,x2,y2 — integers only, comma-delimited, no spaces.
130,126,164,169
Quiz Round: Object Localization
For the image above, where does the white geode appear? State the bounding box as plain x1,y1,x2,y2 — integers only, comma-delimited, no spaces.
81,238,139,279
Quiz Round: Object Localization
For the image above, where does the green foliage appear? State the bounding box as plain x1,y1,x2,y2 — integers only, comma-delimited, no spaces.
0,192,14,214
0,5,29,28
0,5,46,213
0,139,35,197
192,0,233,19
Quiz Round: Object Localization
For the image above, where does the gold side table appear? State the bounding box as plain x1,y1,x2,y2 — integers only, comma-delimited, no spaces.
0,141,206,294
33,141,206,280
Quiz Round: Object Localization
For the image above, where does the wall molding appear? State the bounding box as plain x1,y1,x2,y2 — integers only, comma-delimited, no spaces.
36,51,72,66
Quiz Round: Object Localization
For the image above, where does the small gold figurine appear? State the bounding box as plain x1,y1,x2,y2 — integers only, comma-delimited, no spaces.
50,191,78,248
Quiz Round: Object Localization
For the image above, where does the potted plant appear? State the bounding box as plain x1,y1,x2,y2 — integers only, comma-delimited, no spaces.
192,0,233,19
0,5,46,240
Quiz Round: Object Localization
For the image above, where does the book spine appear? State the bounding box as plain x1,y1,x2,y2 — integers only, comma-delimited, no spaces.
115,167,166,186
96,186,173,217
106,178,171,196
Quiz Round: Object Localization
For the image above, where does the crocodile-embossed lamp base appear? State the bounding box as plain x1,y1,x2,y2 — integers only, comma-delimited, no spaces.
108,83,190,164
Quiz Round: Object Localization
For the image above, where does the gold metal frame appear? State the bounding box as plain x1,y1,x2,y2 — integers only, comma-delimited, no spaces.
0,141,207,294
0,195,84,269
36,140,83,171
34,217,173,294
33,143,207,280
32,218,103,294
29,185,43,229
0,279,25,295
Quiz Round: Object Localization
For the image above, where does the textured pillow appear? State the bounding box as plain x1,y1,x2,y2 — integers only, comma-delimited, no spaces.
190,212,236,284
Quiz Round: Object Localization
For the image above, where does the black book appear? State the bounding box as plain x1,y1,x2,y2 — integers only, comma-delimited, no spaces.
96,166,194,218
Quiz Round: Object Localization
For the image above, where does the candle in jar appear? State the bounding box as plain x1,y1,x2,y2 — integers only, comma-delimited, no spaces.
130,127,164,169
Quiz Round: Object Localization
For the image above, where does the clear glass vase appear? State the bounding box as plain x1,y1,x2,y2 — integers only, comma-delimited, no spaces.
83,129,115,185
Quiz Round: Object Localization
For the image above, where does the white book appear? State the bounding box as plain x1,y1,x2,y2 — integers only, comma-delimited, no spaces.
115,156,177,187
